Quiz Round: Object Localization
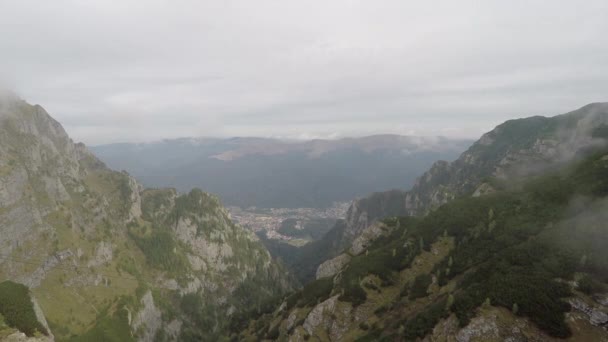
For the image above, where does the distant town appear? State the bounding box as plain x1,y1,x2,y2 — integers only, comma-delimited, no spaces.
228,202,350,241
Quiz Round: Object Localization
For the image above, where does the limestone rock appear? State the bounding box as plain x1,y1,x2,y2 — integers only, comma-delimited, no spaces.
132,291,162,342
303,295,339,335
316,254,351,280
456,314,500,342
569,298,608,327
2,332,53,342
472,183,496,197
349,222,388,256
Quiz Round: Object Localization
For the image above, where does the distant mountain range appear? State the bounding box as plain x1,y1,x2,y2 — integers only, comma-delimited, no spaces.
91,135,473,209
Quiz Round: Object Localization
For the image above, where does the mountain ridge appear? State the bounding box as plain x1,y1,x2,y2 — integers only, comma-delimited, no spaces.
91,134,472,209
334,102,608,251
0,96,294,341
236,103,608,341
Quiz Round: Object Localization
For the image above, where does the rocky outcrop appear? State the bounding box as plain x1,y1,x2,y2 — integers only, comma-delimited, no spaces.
596,294,608,307
125,174,143,221
87,241,113,268
314,221,391,279
349,222,389,256
303,295,340,335
472,182,496,197
19,250,74,288
31,297,54,341
570,298,608,327
1,332,53,342
456,315,500,342
132,291,162,342
316,254,351,280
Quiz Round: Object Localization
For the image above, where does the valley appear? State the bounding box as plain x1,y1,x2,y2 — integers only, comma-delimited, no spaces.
2,3,608,341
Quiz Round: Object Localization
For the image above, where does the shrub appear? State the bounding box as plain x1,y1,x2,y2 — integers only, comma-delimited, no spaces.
295,277,333,308
409,274,432,300
0,281,47,336
402,298,448,340
578,274,604,295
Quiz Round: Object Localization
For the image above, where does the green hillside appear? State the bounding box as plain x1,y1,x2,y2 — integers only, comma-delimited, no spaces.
236,135,608,341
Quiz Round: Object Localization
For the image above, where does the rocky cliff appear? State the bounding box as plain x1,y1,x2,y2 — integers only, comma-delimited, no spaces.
0,95,293,341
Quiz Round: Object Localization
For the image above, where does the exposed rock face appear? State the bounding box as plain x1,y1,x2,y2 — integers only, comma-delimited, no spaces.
591,311,608,327
31,297,54,341
18,250,74,288
456,315,500,342
87,241,113,268
597,294,608,306
132,291,162,342
472,183,496,197
314,221,392,278
349,222,389,256
316,254,351,280
303,295,340,335
285,311,298,332
1,332,53,342
570,298,608,327
342,190,409,245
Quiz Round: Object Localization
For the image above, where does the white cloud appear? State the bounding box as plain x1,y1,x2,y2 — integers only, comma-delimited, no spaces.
1,0,607,144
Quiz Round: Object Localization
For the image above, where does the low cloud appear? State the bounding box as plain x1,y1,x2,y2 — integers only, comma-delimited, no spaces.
1,0,608,144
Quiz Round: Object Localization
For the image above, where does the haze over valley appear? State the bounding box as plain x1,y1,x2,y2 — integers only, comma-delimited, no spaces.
91,135,472,209
91,135,471,247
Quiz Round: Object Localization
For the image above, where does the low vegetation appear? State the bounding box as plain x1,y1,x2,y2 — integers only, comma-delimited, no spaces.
0,281,47,336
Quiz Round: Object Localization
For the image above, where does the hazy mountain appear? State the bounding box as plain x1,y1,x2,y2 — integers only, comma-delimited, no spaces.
236,103,608,341
91,135,472,209
0,96,293,341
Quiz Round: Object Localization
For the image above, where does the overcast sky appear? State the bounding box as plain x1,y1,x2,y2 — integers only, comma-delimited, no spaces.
1,0,607,145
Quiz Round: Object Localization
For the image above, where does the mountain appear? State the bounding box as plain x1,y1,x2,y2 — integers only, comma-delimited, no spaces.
239,150,608,341
234,103,608,341
284,103,608,285
0,95,293,341
91,135,472,209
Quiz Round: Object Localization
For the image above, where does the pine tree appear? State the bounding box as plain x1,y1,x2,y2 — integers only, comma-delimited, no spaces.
483,298,491,307
512,303,519,315
446,294,455,309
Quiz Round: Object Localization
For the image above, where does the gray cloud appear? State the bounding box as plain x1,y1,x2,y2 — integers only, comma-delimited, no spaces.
1,0,607,144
